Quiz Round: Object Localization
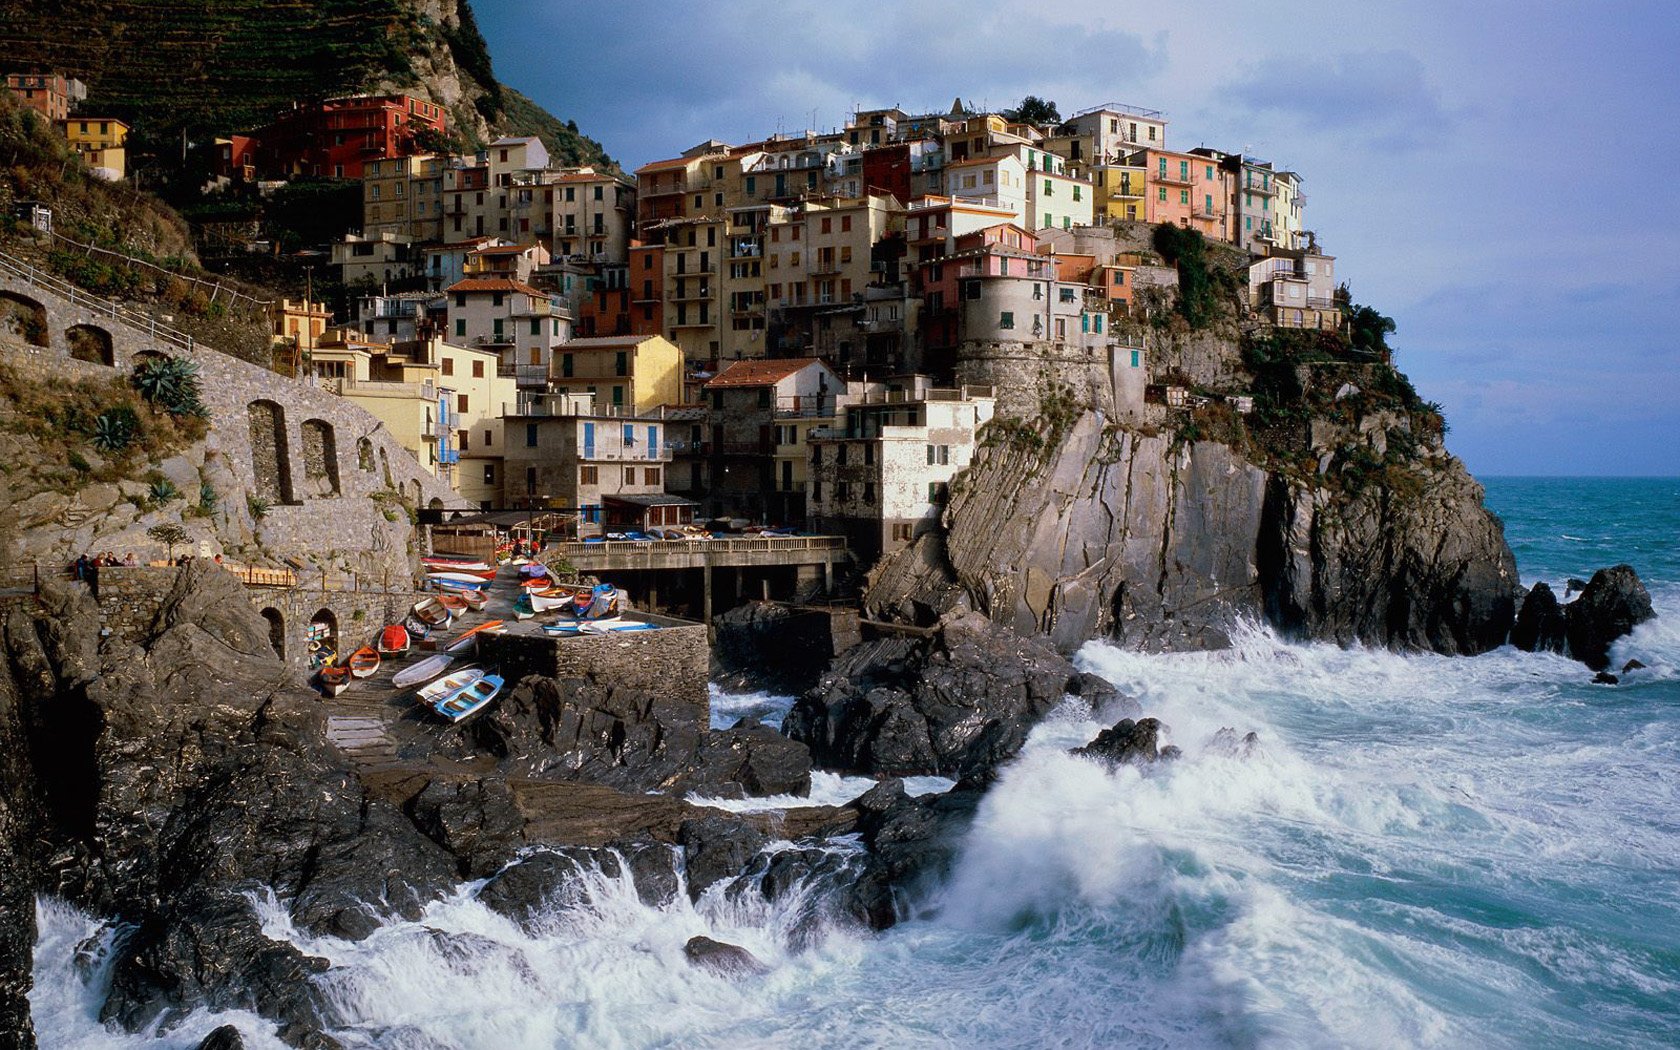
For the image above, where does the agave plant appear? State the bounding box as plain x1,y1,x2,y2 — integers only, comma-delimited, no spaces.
149,478,179,503
132,355,208,418
92,407,138,452
199,481,219,512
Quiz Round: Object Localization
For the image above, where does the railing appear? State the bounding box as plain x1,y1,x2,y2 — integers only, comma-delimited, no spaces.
0,248,199,356
515,364,550,386
550,535,847,558
1155,169,1193,186
579,446,674,463
44,229,274,312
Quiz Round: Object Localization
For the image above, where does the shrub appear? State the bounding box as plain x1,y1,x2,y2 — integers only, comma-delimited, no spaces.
149,477,179,502
146,522,188,562
247,494,269,519
132,355,209,418
199,481,219,512
67,450,92,473
92,406,139,451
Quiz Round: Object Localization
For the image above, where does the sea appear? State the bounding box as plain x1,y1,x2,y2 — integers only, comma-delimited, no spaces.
29,476,1680,1048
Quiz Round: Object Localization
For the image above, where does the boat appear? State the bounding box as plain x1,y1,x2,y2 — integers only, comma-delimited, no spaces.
347,646,381,679
402,614,431,640
445,620,505,652
392,653,455,690
416,667,483,704
435,592,470,615
434,674,505,722
433,582,490,609
377,624,410,656
573,583,621,620
422,555,496,572
411,596,452,627
426,571,493,589
514,590,577,619
581,620,660,634
318,663,352,696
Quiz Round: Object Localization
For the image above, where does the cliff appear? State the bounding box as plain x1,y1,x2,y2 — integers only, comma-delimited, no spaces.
871,236,1520,655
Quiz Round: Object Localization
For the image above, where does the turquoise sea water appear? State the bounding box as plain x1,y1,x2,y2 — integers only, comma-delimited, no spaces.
31,477,1680,1048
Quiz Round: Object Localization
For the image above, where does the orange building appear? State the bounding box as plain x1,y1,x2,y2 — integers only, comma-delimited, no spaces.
1144,148,1233,242
3,72,81,121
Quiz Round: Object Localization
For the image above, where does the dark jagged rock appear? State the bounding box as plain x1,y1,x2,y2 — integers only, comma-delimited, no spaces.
196,1025,246,1050
674,719,812,799
1073,717,1167,765
683,935,768,977
678,817,766,900
1592,672,1619,685
1511,582,1567,653
783,612,1080,778
406,778,526,880
476,852,587,931
711,602,856,695
1623,659,1647,674
1564,565,1655,671
845,781,984,929
1566,578,1590,598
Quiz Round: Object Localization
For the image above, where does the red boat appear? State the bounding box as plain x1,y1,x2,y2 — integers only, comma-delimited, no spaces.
347,646,381,679
376,624,410,656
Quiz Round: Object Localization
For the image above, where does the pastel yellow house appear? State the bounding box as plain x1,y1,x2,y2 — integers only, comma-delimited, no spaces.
549,334,683,413
59,117,128,180
1092,160,1150,224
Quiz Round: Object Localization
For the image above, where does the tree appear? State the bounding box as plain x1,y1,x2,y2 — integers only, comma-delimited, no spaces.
147,522,188,564
1005,96,1061,126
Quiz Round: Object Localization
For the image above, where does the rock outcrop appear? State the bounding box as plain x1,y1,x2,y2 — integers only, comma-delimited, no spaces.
1562,565,1655,671
867,412,1518,655
1073,717,1175,766
1511,582,1568,653
782,611,1110,778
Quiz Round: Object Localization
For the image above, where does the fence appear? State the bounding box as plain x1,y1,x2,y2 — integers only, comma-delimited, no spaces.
44,229,273,315
0,247,200,356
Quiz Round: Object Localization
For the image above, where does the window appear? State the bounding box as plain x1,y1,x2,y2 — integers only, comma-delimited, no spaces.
458,429,469,450
614,351,628,377
441,358,454,376
758,388,771,409
836,481,850,501
925,444,950,466
841,215,851,232
455,318,465,337
457,394,468,413
1130,349,1141,368
1033,284,1043,301
483,464,495,484
863,482,875,502
492,292,505,307
1094,314,1104,334
472,360,484,378
1158,188,1167,202
837,444,849,466
1060,287,1077,303
530,318,540,336
864,443,875,465
811,445,823,466
644,467,661,485
821,217,832,233
483,429,492,447
1180,190,1190,205
454,293,466,307
928,481,949,504
580,466,598,485
999,311,1014,329
892,523,913,542
561,354,574,378
526,466,536,495
594,186,604,200
525,423,538,447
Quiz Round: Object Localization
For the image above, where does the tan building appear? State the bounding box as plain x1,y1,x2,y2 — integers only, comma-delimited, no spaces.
58,116,128,180
545,168,636,263
549,333,683,414
501,391,672,529
363,154,445,242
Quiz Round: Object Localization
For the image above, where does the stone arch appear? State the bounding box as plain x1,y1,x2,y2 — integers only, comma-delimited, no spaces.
379,447,393,488
357,437,375,472
310,608,339,659
259,607,285,658
0,291,48,347
428,497,443,511
247,399,294,504
66,324,115,366
409,479,422,507
300,418,341,497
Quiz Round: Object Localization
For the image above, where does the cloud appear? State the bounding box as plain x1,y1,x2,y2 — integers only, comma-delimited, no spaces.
1216,50,1450,149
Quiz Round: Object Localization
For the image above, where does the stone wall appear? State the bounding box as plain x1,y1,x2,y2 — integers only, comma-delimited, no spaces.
955,338,1146,419
0,271,470,578
86,567,172,644
477,615,710,716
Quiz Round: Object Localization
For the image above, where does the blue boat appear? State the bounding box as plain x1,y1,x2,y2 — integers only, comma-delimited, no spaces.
433,674,504,722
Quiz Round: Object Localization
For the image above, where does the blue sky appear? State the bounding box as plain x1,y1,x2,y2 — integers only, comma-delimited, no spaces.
477,1,1680,475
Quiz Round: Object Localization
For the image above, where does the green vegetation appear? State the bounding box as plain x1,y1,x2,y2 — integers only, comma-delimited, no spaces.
199,481,219,513
148,477,180,503
1004,96,1061,125
93,407,139,451
1151,224,1240,329
496,88,616,170
246,494,269,519
132,354,209,419
145,522,187,562
442,1,501,123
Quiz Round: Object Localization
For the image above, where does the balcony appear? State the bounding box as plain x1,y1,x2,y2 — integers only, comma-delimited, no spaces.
579,446,675,463
515,364,550,387
730,241,763,259
1192,204,1222,221
669,284,714,302
1244,180,1276,196
1155,168,1193,187
438,448,461,465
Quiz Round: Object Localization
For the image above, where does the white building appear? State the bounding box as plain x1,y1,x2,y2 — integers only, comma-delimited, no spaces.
808,376,997,560
444,277,572,389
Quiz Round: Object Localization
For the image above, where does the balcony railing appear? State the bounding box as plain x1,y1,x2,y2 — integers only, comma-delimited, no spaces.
578,446,674,463
1155,169,1193,186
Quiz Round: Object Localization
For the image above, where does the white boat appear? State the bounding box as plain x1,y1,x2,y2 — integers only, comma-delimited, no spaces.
427,571,492,589
416,667,483,704
435,675,504,722
392,653,454,690
580,619,660,635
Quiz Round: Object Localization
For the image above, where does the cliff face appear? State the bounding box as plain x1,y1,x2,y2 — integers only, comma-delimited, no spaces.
868,390,1518,656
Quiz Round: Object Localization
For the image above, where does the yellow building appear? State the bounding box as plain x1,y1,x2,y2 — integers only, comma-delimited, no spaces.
363,154,445,243
1092,161,1150,224
59,117,128,180
550,334,683,413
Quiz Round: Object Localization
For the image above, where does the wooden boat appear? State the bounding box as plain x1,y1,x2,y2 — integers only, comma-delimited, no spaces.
403,615,432,640
417,667,483,705
444,620,505,652
516,590,576,618
435,674,505,722
581,620,660,635
426,571,493,589
411,596,452,627
435,592,469,615
318,663,352,696
434,582,489,609
347,646,381,679
392,653,455,690
573,584,621,620
422,555,496,572
377,624,410,656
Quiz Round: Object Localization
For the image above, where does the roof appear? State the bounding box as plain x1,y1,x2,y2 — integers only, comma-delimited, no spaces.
704,358,827,389
489,135,542,148
469,243,540,256
603,493,699,508
558,334,667,351
443,278,547,297
636,155,698,174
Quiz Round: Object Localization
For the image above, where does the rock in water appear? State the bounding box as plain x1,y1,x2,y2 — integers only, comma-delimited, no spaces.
1565,565,1655,671
783,612,1081,777
1073,718,1167,765
196,1025,246,1050
683,935,768,977
1511,582,1568,652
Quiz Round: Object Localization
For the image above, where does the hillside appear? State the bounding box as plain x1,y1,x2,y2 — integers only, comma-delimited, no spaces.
0,0,614,172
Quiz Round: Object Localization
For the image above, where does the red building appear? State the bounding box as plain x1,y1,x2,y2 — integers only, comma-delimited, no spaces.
628,243,665,335
576,287,633,337
213,134,259,182
3,73,81,122
253,94,446,180
862,143,912,203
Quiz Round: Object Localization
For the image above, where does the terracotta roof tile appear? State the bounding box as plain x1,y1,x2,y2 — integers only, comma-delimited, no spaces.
704,357,826,389
443,278,548,296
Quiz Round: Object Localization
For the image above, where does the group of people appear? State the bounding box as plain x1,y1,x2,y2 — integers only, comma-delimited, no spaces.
71,551,138,578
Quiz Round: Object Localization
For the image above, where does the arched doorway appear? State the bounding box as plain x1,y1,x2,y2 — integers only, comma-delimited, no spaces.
0,291,48,347
301,418,341,497
357,437,375,473
259,607,285,658
247,400,294,504
66,324,115,366
428,497,443,511
309,608,339,667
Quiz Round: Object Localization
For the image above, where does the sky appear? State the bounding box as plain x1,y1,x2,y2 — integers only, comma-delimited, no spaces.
477,1,1680,476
